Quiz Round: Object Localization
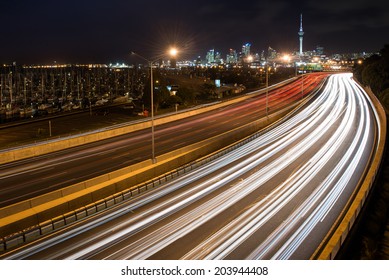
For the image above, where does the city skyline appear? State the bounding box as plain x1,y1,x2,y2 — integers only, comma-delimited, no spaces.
1,0,388,64
1,0,389,267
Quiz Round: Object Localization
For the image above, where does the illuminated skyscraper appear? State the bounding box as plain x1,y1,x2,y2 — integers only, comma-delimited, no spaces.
226,49,238,64
242,43,251,57
268,46,277,60
206,49,215,64
215,51,222,64
298,14,304,56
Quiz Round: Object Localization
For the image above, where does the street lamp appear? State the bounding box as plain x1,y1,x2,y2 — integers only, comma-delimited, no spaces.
282,54,290,65
265,63,269,118
131,48,178,164
169,48,178,57
301,71,304,100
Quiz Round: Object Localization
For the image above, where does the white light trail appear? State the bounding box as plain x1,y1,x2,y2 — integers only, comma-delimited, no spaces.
4,74,378,260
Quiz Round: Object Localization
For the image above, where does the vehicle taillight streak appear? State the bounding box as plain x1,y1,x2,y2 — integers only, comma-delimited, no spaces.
1,73,379,260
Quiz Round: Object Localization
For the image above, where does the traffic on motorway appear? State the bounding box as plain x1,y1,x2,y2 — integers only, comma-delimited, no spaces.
0,74,326,208
0,73,382,259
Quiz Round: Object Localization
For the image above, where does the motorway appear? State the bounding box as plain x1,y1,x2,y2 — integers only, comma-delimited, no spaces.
0,74,325,208
0,73,380,259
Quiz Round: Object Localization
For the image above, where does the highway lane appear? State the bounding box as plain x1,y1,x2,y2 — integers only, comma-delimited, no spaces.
1,73,379,260
0,74,326,208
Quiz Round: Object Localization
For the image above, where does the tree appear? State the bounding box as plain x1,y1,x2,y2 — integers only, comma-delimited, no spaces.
199,83,217,100
354,44,389,110
362,62,386,95
177,87,196,105
162,95,182,109
142,74,170,113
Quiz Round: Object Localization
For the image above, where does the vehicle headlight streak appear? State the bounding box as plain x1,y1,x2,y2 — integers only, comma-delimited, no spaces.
0,75,329,260
71,74,375,260
3,74,378,260
100,74,373,260
66,76,344,259
248,75,371,260
56,77,334,259
181,74,360,259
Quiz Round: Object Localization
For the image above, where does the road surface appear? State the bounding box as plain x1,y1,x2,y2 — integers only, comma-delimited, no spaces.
0,74,325,208
1,73,380,260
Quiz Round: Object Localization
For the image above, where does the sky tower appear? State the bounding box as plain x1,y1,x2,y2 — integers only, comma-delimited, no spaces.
298,14,304,56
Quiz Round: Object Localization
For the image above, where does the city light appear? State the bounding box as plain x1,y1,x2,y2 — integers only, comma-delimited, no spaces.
169,48,178,57
0,2,387,275
282,54,291,62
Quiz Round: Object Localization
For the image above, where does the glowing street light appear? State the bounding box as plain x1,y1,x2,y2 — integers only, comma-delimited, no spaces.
282,54,291,63
131,48,178,163
169,47,178,57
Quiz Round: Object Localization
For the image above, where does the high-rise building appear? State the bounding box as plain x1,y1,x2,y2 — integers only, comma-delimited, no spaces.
254,53,260,62
195,56,202,65
215,51,222,64
206,49,215,64
226,49,238,64
260,50,266,61
268,46,277,60
298,14,304,56
316,46,324,56
242,43,251,57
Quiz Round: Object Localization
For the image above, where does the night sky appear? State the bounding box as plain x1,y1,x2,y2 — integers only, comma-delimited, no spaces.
1,0,388,64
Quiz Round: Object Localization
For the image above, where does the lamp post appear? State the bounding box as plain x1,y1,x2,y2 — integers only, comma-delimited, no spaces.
265,63,269,118
301,71,304,100
131,48,178,164
295,62,298,77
